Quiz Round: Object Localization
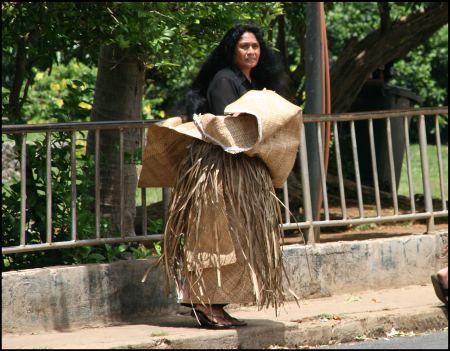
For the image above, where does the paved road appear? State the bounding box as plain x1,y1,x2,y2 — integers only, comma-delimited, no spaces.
315,330,448,349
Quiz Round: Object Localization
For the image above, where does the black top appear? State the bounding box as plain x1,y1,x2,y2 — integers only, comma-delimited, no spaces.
206,66,257,115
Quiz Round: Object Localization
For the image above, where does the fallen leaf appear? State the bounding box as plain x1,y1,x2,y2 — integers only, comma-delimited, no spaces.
386,328,401,337
346,295,362,303
318,313,333,321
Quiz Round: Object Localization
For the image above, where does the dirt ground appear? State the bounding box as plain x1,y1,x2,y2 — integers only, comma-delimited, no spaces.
283,221,448,245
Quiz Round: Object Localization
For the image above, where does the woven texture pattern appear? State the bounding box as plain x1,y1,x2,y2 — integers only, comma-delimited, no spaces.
165,141,287,310
138,89,302,189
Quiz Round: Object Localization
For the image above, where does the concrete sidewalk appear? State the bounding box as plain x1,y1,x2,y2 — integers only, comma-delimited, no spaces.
3,284,448,349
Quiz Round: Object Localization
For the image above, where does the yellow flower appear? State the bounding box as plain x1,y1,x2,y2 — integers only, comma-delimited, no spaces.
159,110,166,118
50,82,61,91
76,138,87,157
55,99,64,108
143,105,151,114
78,101,92,110
35,72,44,81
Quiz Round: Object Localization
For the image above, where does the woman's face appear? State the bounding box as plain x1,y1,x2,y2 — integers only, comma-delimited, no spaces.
234,32,260,72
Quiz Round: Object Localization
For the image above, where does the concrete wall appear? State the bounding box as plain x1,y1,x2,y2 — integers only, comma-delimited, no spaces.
282,231,448,298
2,231,447,334
2,259,179,334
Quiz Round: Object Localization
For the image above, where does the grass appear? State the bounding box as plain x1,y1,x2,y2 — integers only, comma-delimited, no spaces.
398,144,448,200
135,187,163,206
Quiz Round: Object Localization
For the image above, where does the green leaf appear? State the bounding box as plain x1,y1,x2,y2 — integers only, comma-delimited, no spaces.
118,244,128,253
116,36,130,49
71,79,84,87
87,253,106,262
3,257,12,268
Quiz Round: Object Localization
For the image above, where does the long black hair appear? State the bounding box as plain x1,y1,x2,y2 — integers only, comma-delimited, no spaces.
185,23,287,120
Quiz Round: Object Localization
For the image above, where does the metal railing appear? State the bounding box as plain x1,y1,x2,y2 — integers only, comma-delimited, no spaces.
282,107,448,243
3,120,161,254
2,107,448,254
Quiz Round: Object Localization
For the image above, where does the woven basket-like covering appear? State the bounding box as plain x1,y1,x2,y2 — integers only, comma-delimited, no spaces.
138,89,302,189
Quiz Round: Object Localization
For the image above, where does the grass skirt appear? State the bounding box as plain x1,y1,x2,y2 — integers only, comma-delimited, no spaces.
162,140,287,311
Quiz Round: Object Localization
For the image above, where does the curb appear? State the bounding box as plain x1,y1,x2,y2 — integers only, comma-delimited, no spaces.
118,306,448,349
283,307,448,349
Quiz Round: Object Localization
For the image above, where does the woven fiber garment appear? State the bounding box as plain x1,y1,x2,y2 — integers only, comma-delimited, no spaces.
138,89,302,189
138,90,302,312
165,140,286,311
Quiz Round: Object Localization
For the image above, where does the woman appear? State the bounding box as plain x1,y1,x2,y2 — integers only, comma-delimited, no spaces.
165,23,290,329
185,23,289,121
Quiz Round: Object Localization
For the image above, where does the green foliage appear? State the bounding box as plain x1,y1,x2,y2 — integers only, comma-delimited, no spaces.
148,218,164,234
104,244,128,263
326,2,380,59
64,242,157,264
2,129,163,270
391,26,448,108
2,2,132,68
69,246,107,265
67,244,131,265
326,4,447,116
153,241,162,257
1,130,105,270
390,26,448,141
22,60,97,124
130,244,153,259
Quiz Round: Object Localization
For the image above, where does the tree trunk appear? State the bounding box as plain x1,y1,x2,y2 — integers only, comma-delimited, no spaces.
88,45,144,236
8,37,27,126
330,2,448,113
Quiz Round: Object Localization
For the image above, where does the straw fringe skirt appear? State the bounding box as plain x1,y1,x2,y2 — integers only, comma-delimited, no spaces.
163,140,286,310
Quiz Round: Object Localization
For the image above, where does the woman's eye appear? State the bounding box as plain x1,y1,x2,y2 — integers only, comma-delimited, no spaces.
240,44,259,50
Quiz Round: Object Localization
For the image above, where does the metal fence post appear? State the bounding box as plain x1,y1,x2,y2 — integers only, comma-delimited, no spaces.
418,115,435,232
300,124,315,244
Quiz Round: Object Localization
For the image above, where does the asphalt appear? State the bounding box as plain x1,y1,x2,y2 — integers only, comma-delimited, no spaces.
2,283,448,349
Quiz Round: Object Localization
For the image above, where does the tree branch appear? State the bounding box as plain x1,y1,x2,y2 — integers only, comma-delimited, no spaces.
18,76,32,112
275,14,287,68
288,23,306,86
378,2,391,33
331,2,448,113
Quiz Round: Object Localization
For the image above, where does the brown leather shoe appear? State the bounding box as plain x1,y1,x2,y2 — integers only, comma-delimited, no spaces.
191,308,234,329
223,310,247,327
